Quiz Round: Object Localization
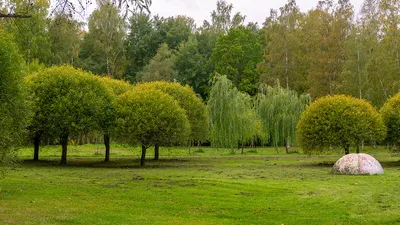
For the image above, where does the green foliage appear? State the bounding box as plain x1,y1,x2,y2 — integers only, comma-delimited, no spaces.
211,26,263,95
125,13,160,82
79,3,126,78
3,0,51,68
205,0,246,34
25,65,113,163
297,95,386,154
48,14,82,65
380,92,400,149
174,37,211,99
134,81,209,142
208,74,259,149
115,89,190,147
96,76,132,96
259,0,308,94
137,43,177,82
256,82,310,150
125,14,195,82
0,28,27,171
95,76,132,136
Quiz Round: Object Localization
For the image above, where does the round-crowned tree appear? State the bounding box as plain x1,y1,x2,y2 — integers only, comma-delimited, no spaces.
0,28,28,171
25,65,113,164
297,95,386,154
96,76,132,162
134,81,208,159
115,89,190,166
380,93,400,150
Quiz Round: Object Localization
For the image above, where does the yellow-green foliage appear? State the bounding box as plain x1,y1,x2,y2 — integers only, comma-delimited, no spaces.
134,81,208,142
297,95,386,153
96,76,132,96
115,89,190,146
380,92,400,147
25,65,113,139
0,27,27,167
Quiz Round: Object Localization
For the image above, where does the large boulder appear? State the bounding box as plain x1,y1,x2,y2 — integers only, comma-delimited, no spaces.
332,153,384,175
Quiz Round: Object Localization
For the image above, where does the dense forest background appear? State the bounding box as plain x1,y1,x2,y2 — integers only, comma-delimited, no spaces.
0,0,398,106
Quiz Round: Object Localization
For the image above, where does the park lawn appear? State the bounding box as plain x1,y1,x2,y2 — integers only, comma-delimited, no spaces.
1,145,400,225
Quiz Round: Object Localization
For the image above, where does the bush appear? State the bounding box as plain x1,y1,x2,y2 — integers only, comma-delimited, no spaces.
380,93,400,149
296,95,386,154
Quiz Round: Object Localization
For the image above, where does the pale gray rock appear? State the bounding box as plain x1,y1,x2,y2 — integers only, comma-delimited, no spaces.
332,153,384,175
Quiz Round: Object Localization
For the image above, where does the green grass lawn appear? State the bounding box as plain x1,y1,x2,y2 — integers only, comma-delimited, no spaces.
1,144,400,224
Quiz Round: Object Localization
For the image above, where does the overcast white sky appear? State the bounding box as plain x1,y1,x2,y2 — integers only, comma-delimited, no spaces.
149,0,364,26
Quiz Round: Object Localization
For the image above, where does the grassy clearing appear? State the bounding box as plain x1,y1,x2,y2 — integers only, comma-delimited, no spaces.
1,145,400,224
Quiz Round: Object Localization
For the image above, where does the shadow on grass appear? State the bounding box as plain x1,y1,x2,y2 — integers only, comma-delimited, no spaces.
22,158,203,169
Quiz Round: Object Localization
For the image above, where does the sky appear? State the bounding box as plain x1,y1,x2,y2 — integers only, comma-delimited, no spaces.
149,0,364,26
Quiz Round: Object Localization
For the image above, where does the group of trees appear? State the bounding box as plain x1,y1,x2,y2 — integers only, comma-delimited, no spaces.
5,0,400,168
207,75,310,154
24,66,208,166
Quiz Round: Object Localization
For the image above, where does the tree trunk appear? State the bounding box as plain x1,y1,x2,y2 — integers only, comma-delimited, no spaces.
141,145,147,166
284,139,289,154
104,134,110,162
356,144,359,154
33,132,40,161
241,143,244,154
344,146,350,155
60,134,69,165
154,144,159,160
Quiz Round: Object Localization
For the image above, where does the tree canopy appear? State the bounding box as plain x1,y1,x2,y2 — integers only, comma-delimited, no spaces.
296,95,386,154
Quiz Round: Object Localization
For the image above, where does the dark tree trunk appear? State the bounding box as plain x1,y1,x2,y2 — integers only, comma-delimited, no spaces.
356,142,360,154
284,139,289,154
141,145,147,166
60,134,69,165
33,133,41,161
154,144,159,160
344,146,350,155
241,143,244,154
104,134,110,162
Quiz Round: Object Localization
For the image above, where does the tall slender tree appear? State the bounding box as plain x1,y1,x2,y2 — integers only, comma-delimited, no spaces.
80,2,126,78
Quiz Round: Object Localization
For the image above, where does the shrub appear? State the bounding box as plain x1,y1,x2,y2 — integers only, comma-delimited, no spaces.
296,95,386,154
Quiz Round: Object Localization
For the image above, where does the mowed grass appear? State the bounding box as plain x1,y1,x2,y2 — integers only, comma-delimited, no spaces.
1,144,400,224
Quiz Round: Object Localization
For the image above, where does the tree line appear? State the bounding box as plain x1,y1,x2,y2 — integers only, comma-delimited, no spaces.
2,0,400,106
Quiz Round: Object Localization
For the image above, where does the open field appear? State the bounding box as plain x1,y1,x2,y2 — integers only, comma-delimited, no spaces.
1,145,400,224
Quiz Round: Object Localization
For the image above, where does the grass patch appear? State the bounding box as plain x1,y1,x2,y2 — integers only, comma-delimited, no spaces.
1,145,400,224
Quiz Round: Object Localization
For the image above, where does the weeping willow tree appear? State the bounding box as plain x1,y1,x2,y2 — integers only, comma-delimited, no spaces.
208,74,260,152
256,82,310,154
